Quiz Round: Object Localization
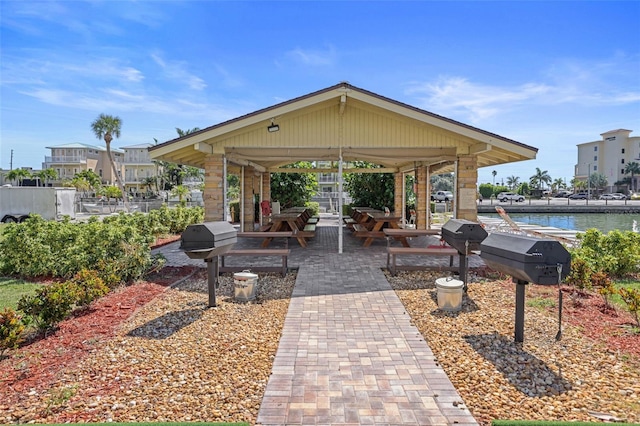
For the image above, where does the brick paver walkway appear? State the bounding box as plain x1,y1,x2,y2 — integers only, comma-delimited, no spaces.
154,214,479,425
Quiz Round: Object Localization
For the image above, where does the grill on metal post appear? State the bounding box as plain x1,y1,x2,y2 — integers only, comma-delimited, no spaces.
480,232,571,343
180,222,237,307
440,219,488,289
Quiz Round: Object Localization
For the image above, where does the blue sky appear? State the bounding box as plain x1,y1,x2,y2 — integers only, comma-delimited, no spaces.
1,1,639,186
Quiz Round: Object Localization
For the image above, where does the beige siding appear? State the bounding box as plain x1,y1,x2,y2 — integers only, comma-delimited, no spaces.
214,99,473,151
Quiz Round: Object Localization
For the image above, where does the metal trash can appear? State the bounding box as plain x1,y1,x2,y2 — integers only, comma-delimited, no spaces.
234,270,258,302
435,277,464,312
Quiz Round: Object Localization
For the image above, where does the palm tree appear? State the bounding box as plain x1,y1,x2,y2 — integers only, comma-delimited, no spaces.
34,168,58,187
552,178,565,193
91,114,129,211
5,168,31,186
624,161,640,193
171,184,190,206
506,175,520,190
491,170,497,186
530,167,551,190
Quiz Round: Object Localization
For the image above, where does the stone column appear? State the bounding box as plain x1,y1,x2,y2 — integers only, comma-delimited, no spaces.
203,154,225,222
394,172,404,219
262,172,271,203
456,155,479,221
415,165,428,229
242,168,256,231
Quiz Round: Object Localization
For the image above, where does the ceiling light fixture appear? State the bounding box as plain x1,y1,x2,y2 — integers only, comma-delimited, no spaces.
267,119,279,133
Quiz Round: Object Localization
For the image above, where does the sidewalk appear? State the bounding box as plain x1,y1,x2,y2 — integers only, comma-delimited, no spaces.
153,215,478,425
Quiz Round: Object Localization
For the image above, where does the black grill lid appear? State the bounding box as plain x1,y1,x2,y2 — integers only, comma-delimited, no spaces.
441,219,488,252
180,222,237,252
480,232,571,285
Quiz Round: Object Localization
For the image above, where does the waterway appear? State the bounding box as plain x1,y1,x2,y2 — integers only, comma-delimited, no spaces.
483,212,640,234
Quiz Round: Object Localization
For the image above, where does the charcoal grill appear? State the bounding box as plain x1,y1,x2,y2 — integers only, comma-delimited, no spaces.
180,222,237,307
480,232,571,342
440,219,488,288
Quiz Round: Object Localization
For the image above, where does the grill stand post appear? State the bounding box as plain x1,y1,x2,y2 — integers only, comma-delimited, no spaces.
459,253,468,291
514,279,527,343
205,257,220,308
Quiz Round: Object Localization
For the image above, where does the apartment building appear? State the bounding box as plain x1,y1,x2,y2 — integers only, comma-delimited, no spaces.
311,161,352,213
43,142,125,186
575,129,640,193
121,143,156,192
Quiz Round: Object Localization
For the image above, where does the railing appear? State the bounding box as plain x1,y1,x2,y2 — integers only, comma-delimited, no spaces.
45,156,87,163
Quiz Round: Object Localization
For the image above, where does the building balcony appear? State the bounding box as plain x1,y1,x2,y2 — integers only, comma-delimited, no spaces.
124,176,155,184
123,159,153,165
45,156,87,164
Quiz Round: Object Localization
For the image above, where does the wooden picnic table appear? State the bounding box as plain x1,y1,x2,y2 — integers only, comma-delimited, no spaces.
265,210,311,248
360,211,404,247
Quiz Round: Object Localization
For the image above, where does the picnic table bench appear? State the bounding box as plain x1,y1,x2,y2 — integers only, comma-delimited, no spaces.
219,231,292,276
383,227,461,275
220,249,290,277
386,245,458,276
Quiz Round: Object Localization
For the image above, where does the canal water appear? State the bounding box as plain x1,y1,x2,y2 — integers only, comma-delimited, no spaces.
483,212,640,234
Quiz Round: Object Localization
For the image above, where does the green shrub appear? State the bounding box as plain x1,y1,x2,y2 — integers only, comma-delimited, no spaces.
572,229,640,278
565,256,593,290
0,308,26,357
305,202,320,216
618,287,640,327
17,282,76,332
0,207,201,285
69,269,109,308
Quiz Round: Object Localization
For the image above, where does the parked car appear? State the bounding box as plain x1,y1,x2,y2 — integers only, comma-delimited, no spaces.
554,191,572,198
568,192,588,200
599,193,627,200
431,191,453,202
497,192,525,202
611,192,628,200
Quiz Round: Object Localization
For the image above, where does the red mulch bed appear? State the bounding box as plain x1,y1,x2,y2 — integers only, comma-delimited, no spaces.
2,264,638,410
0,265,197,407
503,281,640,358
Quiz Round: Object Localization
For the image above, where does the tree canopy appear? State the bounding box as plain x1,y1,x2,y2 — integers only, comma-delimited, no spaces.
270,162,317,209
344,162,394,210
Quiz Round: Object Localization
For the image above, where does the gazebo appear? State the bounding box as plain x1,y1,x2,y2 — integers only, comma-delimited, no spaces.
149,82,537,239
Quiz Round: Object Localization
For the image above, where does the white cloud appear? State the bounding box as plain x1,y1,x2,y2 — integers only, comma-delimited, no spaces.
286,46,336,66
151,52,207,91
406,55,640,124
407,77,551,122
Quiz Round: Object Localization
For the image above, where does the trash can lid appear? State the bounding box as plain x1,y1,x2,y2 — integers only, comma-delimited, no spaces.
435,277,464,289
234,271,258,279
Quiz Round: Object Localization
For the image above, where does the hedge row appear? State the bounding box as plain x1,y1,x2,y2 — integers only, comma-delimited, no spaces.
0,206,204,351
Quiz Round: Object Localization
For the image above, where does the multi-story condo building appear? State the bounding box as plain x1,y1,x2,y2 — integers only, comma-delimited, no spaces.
575,129,640,193
311,161,352,212
43,142,125,186
121,143,156,192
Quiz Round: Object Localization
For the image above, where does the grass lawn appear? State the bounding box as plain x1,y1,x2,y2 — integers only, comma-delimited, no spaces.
0,277,44,310
612,278,640,309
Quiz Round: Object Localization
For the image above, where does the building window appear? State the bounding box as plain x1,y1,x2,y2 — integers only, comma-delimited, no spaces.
593,165,598,171
622,169,625,174
622,159,625,164
594,146,598,151
622,148,625,154
594,156,597,162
